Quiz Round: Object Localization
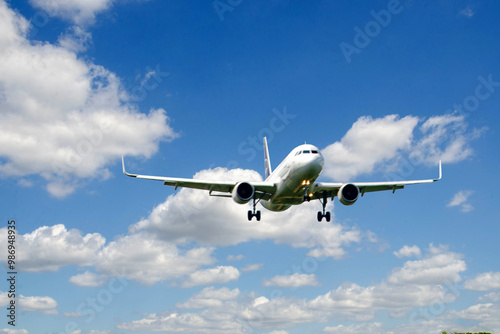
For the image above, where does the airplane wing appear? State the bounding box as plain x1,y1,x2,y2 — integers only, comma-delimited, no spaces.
121,157,276,200
311,161,442,200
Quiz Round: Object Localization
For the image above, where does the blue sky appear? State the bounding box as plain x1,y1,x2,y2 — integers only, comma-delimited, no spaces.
1,0,500,333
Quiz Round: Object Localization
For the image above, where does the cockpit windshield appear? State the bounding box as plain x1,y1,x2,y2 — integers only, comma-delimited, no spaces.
295,149,319,155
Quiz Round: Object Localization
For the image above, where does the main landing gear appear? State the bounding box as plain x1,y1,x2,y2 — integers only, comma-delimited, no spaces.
248,197,261,221
317,191,331,222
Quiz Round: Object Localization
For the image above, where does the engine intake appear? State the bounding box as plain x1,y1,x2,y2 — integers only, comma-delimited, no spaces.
338,183,359,206
232,182,255,204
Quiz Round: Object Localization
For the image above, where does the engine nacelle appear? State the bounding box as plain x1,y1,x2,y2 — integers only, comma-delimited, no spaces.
338,183,359,206
232,182,255,204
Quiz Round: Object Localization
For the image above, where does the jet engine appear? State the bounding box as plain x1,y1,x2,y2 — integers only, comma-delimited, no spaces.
338,183,359,206
232,182,255,204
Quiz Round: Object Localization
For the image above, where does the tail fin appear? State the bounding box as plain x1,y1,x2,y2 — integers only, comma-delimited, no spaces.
263,137,272,179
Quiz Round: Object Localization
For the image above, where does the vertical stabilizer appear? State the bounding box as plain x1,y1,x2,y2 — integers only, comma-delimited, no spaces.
263,137,272,179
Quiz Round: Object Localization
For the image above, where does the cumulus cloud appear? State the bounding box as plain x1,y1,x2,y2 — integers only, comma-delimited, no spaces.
176,286,240,309
447,190,474,212
69,271,107,287
241,263,263,272
454,303,500,330
28,0,114,25
388,244,466,285
0,292,58,315
181,266,240,288
322,115,418,181
323,322,384,334
393,245,422,258
118,244,468,332
0,225,216,286
321,113,481,181
0,329,30,334
464,272,500,291
263,273,320,288
95,232,216,286
0,224,105,272
0,2,177,197
412,114,481,165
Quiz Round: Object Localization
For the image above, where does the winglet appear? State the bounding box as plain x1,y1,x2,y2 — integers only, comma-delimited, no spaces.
436,160,442,181
122,156,136,178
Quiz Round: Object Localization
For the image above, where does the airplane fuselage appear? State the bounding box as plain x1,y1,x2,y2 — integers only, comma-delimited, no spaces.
262,144,324,211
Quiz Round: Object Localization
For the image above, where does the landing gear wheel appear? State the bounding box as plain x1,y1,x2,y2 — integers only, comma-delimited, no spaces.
248,197,261,221
317,191,330,223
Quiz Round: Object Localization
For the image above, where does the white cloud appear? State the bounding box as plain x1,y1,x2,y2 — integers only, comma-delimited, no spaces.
64,312,83,318
0,2,177,197
459,5,475,18
0,224,105,272
464,272,500,291
242,263,263,272
58,26,93,53
447,190,474,212
0,292,58,315
478,292,500,302
95,232,216,286
0,330,30,334
28,0,114,25
321,113,481,182
70,331,114,334
176,286,240,309
181,266,240,288
263,273,320,288
321,115,418,181
388,244,466,285
1,224,215,286
69,271,107,287
323,322,384,334
413,114,481,165
393,245,421,258
226,254,245,261
454,303,500,330
119,245,467,332
19,295,58,314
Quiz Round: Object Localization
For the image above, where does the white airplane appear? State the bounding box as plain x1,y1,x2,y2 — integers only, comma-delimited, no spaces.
122,138,442,222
